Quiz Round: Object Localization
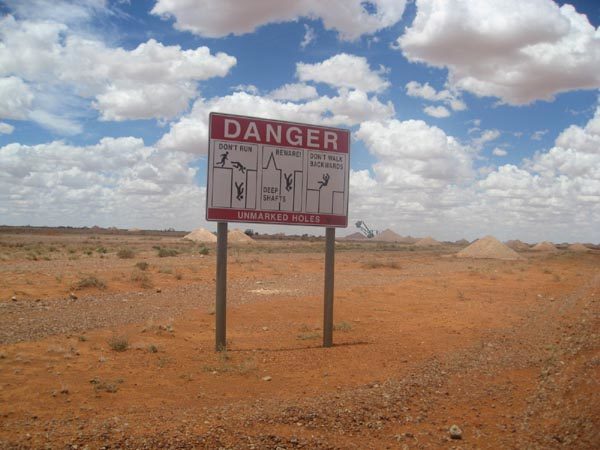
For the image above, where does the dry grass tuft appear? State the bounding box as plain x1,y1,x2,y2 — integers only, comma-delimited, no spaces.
75,275,106,290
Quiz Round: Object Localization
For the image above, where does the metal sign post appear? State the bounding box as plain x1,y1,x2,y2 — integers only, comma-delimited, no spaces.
215,222,228,351
323,227,335,347
206,113,350,351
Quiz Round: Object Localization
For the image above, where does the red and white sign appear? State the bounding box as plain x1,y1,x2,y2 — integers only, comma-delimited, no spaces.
206,113,350,227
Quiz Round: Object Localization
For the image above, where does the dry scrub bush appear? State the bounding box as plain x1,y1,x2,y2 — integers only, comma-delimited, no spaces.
158,247,179,257
117,248,135,259
131,269,152,288
333,321,352,332
363,260,400,269
75,275,106,290
108,335,129,352
135,261,149,271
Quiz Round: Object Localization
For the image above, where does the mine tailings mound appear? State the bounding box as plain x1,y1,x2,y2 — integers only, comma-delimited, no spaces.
228,228,257,244
532,241,558,251
505,239,530,251
457,235,523,260
183,228,217,243
372,229,404,242
343,232,368,240
415,237,441,247
568,243,590,252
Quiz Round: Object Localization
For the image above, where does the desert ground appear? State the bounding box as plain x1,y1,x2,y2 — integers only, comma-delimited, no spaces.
0,228,598,449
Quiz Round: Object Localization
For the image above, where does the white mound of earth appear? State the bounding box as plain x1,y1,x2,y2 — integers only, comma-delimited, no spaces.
415,237,441,247
183,228,217,243
344,232,368,240
568,243,589,252
228,228,256,244
373,229,405,242
457,235,523,260
505,240,530,251
532,241,558,251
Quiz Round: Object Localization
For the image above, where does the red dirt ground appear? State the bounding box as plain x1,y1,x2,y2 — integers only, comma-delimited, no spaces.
0,232,598,449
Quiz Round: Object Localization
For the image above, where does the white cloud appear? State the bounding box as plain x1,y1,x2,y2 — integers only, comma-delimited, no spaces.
28,110,82,135
158,90,394,153
398,0,600,104
531,130,549,141
0,137,207,229
0,122,14,134
406,81,466,111
0,76,33,120
232,84,260,95
423,105,450,118
0,15,237,129
300,24,316,49
3,0,110,24
269,83,318,101
297,53,390,92
348,108,600,242
356,119,474,190
471,129,501,149
151,0,407,41
492,147,507,157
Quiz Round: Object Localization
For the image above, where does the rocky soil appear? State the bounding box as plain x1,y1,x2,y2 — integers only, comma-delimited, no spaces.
0,233,598,449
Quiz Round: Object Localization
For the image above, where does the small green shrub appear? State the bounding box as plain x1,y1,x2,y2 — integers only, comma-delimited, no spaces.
117,248,135,259
199,245,209,255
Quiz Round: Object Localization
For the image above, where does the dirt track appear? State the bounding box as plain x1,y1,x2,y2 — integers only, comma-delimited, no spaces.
0,232,598,449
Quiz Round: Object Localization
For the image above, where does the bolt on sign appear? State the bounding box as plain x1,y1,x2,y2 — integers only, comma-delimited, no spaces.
206,113,350,227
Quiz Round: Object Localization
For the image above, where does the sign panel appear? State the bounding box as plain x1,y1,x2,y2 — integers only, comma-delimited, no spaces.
206,113,350,227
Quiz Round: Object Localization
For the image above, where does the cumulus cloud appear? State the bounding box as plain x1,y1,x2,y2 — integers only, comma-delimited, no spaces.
531,130,549,141
0,122,14,134
300,24,316,49
0,76,34,120
406,81,466,111
423,105,450,118
158,90,394,153
398,0,600,104
0,14,236,130
356,119,475,191
492,147,507,157
471,129,501,150
348,108,600,242
2,0,110,24
297,54,390,92
268,83,318,101
151,0,407,41
232,84,260,95
0,137,206,229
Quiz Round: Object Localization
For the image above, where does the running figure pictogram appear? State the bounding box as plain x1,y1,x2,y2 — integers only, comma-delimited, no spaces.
216,151,229,167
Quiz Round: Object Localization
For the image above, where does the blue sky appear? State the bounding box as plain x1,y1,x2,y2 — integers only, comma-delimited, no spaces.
0,0,599,242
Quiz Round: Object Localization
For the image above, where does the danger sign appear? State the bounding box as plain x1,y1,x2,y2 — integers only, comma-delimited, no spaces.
206,113,350,227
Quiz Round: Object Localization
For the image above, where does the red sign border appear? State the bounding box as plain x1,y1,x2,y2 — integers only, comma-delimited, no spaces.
206,112,350,228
